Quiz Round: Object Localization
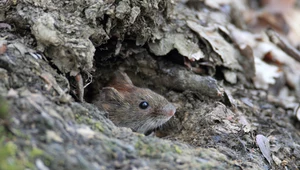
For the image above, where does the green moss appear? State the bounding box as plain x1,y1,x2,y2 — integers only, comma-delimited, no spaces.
0,96,9,119
0,138,30,170
134,137,185,158
93,122,104,132
0,126,6,136
173,145,182,154
29,147,44,159
0,141,17,156
74,113,80,119
75,115,104,132
0,135,49,170
11,129,27,138
74,113,88,124
135,138,173,158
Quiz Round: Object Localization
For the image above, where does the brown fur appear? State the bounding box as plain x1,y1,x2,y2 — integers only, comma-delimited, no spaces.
93,71,176,134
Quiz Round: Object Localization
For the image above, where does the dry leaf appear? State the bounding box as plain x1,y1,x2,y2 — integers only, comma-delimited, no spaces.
254,42,300,90
187,21,242,71
0,40,7,55
293,104,300,121
238,115,251,133
272,155,282,166
148,34,204,61
263,0,295,13
284,9,300,46
204,0,232,9
252,57,280,89
256,134,272,165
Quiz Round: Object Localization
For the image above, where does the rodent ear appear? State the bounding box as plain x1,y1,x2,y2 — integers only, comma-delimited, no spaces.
110,71,133,86
100,87,124,102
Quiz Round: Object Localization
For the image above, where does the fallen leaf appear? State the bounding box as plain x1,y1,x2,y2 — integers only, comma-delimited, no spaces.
0,40,7,55
272,155,282,166
263,0,295,13
252,57,280,90
256,134,272,165
293,104,300,121
254,42,300,90
204,0,232,9
148,34,204,61
187,20,242,71
238,115,251,133
7,88,18,98
284,9,300,46
223,70,237,84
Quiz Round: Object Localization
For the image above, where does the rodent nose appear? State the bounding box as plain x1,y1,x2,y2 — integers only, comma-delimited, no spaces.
162,103,176,117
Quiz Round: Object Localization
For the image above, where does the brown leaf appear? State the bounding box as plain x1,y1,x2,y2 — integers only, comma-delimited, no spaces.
0,41,7,55
262,0,295,13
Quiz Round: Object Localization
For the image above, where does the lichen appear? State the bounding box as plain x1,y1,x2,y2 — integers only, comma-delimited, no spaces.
0,137,33,170
29,148,44,159
75,114,104,132
173,145,182,154
135,137,176,157
0,96,9,119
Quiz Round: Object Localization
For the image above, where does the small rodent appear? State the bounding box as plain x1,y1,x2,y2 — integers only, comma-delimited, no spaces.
93,71,176,134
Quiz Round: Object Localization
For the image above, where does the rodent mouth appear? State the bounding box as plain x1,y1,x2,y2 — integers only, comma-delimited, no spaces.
135,116,171,133
158,116,173,124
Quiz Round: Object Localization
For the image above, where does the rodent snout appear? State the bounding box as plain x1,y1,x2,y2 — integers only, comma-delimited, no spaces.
162,103,176,117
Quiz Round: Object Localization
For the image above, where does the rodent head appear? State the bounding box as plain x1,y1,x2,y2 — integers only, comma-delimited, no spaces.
97,71,176,134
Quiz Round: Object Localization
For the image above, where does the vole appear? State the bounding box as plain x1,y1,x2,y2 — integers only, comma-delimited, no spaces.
93,71,176,134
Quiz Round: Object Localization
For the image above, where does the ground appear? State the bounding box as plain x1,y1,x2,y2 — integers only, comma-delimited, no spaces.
0,0,300,169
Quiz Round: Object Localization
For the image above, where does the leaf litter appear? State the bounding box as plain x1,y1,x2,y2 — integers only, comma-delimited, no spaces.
0,0,300,169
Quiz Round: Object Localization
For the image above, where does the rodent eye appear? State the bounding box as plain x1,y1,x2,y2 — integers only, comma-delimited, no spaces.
139,101,149,109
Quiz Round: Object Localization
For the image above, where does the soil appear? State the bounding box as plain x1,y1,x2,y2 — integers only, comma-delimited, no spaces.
0,0,299,170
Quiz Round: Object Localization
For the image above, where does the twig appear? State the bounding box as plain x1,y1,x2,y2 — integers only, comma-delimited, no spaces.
266,29,300,63
75,73,84,102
